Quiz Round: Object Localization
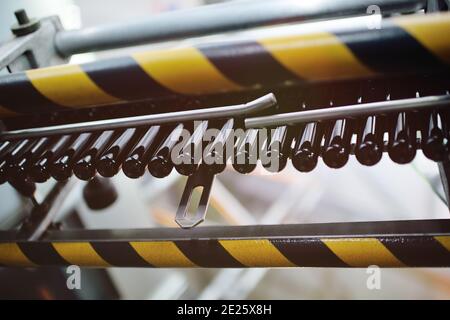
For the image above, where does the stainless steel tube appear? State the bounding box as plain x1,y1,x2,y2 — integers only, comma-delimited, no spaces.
0,94,276,141
245,95,450,128
54,0,426,56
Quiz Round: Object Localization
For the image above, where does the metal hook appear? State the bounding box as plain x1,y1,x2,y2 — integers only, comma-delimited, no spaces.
175,169,215,229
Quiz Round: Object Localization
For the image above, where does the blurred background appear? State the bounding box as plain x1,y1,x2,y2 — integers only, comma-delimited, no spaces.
0,0,449,299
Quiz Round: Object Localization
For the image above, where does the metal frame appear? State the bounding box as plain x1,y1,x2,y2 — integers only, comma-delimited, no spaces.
0,16,67,72
0,1,449,272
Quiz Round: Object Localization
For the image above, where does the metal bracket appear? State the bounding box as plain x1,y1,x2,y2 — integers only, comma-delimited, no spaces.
18,179,78,240
175,169,215,229
0,15,67,72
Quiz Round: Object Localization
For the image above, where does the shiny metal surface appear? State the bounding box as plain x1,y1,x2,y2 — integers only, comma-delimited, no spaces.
245,95,450,128
0,93,276,141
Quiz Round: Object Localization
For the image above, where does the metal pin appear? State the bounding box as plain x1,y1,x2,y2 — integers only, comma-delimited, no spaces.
0,140,19,159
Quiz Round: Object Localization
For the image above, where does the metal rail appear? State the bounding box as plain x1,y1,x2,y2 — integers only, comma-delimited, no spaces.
245,94,450,128
0,94,276,141
54,0,426,56
0,219,449,268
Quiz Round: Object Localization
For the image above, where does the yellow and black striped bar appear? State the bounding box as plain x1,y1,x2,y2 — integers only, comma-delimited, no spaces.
1,12,450,119
0,219,449,268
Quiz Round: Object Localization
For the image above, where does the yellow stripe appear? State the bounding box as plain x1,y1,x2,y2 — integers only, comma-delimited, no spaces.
130,241,196,267
322,238,404,267
133,47,242,95
0,243,36,267
435,236,450,251
26,64,120,107
258,32,374,81
219,239,296,267
52,242,110,267
394,13,450,65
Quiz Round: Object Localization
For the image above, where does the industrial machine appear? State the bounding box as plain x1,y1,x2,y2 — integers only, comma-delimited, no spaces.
0,0,450,272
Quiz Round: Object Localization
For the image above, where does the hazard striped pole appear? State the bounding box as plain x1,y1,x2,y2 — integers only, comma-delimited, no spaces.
0,12,449,118
0,219,449,268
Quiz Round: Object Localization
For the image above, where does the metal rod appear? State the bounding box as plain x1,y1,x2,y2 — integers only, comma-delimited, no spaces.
54,0,425,56
245,95,450,128
0,94,276,141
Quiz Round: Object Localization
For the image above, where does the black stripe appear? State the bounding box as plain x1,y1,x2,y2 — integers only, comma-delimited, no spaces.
175,240,244,268
18,242,67,266
90,241,151,267
82,56,178,101
334,23,448,74
198,41,301,87
271,238,349,267
0,72,65,114
380,236,450,267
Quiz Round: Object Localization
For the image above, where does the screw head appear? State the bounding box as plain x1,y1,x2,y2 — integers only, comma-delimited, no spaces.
11,9,40,36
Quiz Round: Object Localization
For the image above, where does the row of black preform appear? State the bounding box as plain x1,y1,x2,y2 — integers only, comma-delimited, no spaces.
0,107,449,187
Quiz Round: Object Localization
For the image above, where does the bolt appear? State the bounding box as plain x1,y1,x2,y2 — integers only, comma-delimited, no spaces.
11,8,40,36
14,9,29,25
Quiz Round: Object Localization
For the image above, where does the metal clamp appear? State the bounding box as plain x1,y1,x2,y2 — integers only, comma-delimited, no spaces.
0,15,66,72
175,169,215,229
